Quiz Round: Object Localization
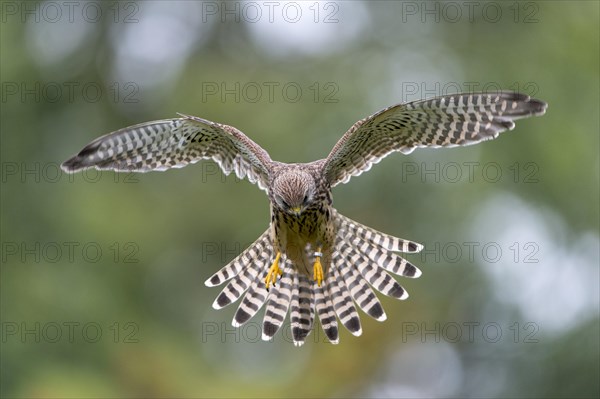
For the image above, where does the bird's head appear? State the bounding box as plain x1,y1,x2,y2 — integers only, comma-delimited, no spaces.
272,169,316,216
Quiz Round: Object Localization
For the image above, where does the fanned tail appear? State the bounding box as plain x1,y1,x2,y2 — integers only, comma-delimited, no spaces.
204,211,423,345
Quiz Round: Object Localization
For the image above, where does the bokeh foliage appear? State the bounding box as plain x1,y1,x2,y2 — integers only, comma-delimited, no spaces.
1,1,598,398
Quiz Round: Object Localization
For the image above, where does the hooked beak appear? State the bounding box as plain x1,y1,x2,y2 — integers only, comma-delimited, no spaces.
290,206,302,215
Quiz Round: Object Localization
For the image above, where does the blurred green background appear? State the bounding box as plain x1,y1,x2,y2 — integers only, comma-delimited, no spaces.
1,1,598,398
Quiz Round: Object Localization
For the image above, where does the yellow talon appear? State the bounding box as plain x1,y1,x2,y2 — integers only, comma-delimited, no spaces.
313,249,324,287
265,252,282,290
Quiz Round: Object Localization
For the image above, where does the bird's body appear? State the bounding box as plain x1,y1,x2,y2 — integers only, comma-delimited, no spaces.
62,91,547,345
268,162,334,277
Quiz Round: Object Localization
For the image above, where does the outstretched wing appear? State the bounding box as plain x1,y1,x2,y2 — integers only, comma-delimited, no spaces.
322,91,547,186
61,114,273,191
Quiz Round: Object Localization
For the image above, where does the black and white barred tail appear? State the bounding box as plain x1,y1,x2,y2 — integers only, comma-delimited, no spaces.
204,210,422,346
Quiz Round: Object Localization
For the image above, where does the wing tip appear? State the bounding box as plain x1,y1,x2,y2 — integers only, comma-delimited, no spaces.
529,98,548,116
61,151,98,173
502,91,548,118
60,157,82,173
61,135,108,173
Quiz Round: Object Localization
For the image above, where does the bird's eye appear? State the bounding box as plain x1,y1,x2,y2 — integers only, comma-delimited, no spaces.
303,195,308,204
281,199,289,209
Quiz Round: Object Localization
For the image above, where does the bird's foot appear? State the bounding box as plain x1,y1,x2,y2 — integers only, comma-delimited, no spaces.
313,249,324,287
265,252,282,290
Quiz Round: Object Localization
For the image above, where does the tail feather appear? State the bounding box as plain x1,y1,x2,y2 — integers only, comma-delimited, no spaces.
205,229,271,287
314,278,339,344
211,242,272,310
335,248,387,322
232,266,271,327
336,213,422,277
338,240,408,300
335,211,423,253
359,244,421,278
330,263,362,336
262,264,293,340
290,273,315,346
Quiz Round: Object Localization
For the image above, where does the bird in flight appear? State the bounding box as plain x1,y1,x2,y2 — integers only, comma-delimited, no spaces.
62,91,547,346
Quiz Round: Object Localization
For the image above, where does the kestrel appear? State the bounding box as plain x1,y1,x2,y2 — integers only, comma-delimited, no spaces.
62,91,547,345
